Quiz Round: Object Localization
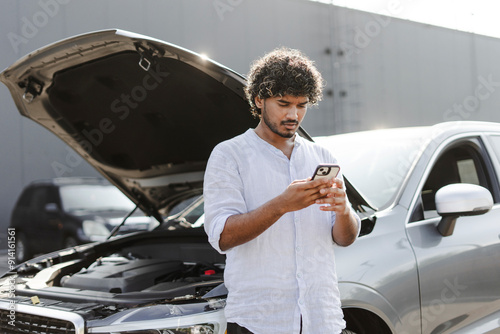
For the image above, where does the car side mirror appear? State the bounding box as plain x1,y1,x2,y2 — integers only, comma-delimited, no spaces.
44,203,59,213
435,183,493,236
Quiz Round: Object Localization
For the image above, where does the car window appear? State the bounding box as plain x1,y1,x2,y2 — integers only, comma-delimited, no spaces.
420,139,495,218
179,196,204,224
488,135,500,166
168,195,200,216
60,185,136,212
162,195,205,230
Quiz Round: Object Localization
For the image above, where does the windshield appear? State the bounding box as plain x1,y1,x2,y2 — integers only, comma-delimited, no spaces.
315,127,430,209
162,195,205,230
60,184,136,212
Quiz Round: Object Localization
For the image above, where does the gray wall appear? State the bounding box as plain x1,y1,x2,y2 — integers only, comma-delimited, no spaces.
335,10,500,132
1,0,500,244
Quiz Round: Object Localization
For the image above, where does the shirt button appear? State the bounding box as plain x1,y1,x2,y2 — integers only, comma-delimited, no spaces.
297,273,302,278
296,246,301,252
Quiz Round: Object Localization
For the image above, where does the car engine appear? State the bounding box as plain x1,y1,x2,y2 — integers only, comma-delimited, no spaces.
60,255,224,294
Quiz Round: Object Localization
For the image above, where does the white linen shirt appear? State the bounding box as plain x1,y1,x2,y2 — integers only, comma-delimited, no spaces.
204,129,359,334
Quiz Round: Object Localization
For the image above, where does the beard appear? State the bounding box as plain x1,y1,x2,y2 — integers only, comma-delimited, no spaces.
261,103,298,138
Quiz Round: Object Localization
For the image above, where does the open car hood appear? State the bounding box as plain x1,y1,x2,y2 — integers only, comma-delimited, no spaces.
1,29,370,221
0,30,289,220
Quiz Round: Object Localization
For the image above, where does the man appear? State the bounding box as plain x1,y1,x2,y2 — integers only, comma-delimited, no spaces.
204,47,360,334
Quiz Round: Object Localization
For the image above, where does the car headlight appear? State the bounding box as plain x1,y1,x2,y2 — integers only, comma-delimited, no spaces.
110,323,218,333
82,220,110,240
88,303,226,334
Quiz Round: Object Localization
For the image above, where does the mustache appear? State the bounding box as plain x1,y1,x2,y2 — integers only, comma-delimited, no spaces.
281,120,298,125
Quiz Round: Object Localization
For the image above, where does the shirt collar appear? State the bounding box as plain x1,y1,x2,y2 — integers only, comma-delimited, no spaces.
246,128,303,158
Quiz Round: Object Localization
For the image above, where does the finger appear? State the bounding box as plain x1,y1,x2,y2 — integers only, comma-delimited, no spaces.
318,197,347,210
291,178,310,186
315,194,335,205
329,187,346,198
309,178,334,191
319,205,334,211
317,192,347,205
332,177,343,188
320,204,344,212
319,185,345,198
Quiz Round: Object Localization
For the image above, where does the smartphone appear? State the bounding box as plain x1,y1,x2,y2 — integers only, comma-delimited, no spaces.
311,164,340,180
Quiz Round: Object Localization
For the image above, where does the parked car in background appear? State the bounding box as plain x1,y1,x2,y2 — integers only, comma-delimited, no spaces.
0,29,499,333
10,177,157,262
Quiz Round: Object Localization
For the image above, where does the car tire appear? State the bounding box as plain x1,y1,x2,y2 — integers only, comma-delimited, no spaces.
15,232,32,263
63,236,78,248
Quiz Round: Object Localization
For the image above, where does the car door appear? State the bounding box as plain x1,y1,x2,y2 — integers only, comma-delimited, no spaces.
406,136,500,333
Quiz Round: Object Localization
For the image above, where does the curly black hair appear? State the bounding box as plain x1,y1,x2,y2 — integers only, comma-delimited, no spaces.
244,47,325,117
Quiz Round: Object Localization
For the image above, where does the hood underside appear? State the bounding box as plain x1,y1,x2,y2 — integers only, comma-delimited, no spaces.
1,29,261,220
1,29,370,222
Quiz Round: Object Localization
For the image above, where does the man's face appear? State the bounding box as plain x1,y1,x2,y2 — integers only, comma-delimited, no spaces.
255,95,308,139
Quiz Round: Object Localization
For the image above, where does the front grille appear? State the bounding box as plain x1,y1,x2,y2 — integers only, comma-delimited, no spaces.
0,309,76,334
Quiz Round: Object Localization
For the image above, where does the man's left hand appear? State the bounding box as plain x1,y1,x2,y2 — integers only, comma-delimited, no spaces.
315,177,359,246
314,178,349,216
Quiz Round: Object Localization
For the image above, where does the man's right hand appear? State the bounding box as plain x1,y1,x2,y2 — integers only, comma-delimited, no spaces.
279,177,335,213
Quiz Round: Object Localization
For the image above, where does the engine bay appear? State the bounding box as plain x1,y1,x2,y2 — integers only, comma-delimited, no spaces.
3,230,227,310
60,255,224,294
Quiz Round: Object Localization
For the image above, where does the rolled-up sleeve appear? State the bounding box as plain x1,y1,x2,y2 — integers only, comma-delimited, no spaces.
203,144,247,254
